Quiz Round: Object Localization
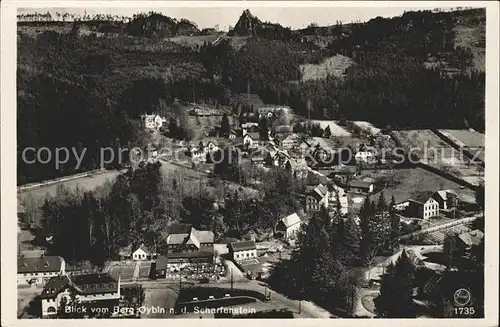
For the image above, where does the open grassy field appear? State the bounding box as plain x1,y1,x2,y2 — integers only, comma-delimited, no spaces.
17,170,121,205
168,34,222,48
142,287,178,318
439,129,485,148
360,167,475,205
300,54,355,81
309,120,351,136
392,129,450,153
453,24,485,72
188,116,237,139
353,121,381,135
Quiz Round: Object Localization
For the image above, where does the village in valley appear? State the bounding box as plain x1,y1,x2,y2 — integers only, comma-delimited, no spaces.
15,5,487,320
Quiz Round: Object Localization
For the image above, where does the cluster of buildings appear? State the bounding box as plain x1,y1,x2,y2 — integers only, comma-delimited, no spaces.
141,113,167,130
18,253,121,318
394,189,459,219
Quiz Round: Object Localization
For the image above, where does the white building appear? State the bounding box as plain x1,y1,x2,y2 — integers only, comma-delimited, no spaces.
229,240,257,262
275,213,302,240
18,256,65,287
40,273,120,317
355,151,376,164
142,114,164,130
132,244,151,261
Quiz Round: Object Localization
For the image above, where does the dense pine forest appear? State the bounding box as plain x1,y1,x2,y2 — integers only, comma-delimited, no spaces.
17,8,485,184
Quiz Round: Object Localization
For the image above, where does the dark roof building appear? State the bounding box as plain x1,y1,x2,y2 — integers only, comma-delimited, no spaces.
229,240,257,252
18,256,64,274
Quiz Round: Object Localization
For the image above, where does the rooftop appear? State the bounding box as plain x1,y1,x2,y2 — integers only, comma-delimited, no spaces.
280,213,302,228
18,256,64,274
229,240,257,252
349,180,373,189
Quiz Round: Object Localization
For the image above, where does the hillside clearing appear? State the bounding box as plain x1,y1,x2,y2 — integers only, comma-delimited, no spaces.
453,24,485,72
439,129,484,148
300,55,354,81
309,120,351,136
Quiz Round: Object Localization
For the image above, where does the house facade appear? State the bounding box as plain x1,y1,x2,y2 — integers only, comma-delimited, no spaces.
18,256,66,287
275,213,302,240
162,223,215,267
142,114,164,130
406,196,440,219
243,132,260,147
40,274,120,317
229,241,257,262
348,180,374,194
305,184,329,212
280,134,301,149
132,244,151,261
354,151,376,164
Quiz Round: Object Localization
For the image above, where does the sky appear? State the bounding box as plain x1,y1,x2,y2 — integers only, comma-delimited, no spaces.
16,5,470,31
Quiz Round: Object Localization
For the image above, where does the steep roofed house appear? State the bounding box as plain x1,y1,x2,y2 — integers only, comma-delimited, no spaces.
243,132,260,147
229,240,257,262
348,180,374,194
280,133,301,150
162,223,215,267
305,184,329,213
406,191,440,219
132,244,152,261
18,256,66,287
275,213,302,240
40,273,120,317
432,189,459,211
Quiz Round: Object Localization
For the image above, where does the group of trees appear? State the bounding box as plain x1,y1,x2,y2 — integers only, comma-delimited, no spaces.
268,208,361,314
34,162,164,265
359,194,400,262
22,164,306,265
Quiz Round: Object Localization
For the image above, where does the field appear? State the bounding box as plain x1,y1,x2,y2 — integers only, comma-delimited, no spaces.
309,120,351,136
453,24,486,72
188,116,237,140
168,34,222,48
17,170,122,206
439,129,485,148
353,121,381,136
360,168,475,205
142,287,179,318
300,55,355,81
390,130,483,184
392,130,450,154
106,261,137,280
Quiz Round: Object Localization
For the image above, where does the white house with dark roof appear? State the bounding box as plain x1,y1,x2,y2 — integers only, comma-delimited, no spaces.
162,223,215,266
40,273,120,317
132,244,151,261
229,240,257,262
18,256,65,287
275,213,302,240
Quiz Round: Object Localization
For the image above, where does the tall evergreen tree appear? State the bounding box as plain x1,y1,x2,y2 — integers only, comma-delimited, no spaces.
219,113,231,137
374,249,417,317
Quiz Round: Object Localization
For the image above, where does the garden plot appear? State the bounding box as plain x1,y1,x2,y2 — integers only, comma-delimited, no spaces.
439,129,485,148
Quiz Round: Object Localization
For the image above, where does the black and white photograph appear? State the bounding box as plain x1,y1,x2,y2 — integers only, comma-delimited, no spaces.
1,1,498,324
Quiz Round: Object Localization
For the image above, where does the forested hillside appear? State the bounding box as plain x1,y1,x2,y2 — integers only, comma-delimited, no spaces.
17,8,486,184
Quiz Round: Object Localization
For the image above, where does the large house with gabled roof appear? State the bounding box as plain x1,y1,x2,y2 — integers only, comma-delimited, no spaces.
275,213,302,240
18,255,66,287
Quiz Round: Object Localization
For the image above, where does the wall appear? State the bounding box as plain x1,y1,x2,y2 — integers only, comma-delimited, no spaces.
233,249,257,261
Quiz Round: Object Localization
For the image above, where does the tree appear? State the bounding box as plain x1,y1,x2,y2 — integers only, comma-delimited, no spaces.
374,249,417,317
324,125,332,138
219,113,231,137
377,192,387,212
258,116,269,141
343,216,361,264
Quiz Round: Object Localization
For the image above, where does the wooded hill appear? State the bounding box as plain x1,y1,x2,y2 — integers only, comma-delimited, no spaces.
17,8,485,184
